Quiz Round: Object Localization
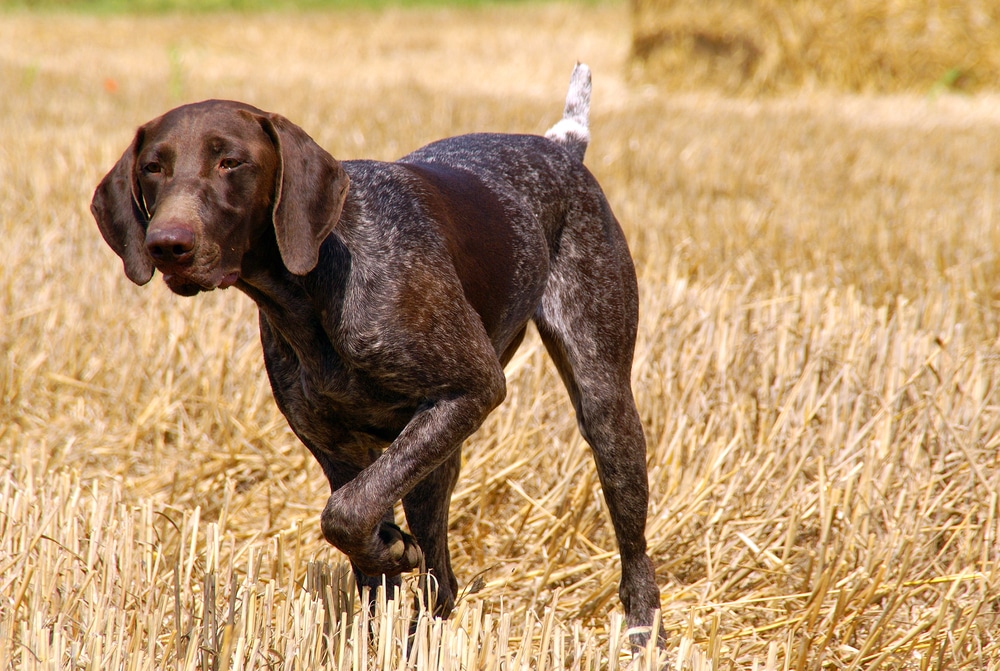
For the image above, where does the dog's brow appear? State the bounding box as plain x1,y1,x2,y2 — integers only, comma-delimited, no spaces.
139,142,174,164
205,136,235,154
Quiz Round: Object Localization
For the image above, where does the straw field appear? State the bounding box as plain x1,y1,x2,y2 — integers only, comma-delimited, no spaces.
2,3,1000,669
631,0,1000,94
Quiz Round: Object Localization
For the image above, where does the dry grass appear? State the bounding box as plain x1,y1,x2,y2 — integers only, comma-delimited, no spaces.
2,3,1000,669
631,0,1000,94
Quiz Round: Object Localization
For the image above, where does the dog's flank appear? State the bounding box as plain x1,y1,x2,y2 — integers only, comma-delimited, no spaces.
91,63,662,648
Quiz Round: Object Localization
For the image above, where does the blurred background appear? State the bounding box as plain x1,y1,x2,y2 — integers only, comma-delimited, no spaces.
632,0,1000,94
4,0,1000,95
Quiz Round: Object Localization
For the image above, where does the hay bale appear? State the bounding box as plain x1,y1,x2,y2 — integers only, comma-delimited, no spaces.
631,0,1000,93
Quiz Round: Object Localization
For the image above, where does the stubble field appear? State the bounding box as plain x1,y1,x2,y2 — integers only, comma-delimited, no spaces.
2,3,1000,669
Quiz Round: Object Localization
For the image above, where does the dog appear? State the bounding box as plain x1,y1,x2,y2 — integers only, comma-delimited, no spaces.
91,63,661,643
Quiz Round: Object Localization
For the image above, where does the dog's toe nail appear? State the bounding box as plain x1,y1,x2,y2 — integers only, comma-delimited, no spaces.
406,544,422,567
388,539,406,561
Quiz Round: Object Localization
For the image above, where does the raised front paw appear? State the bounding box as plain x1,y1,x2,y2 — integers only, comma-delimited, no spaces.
377,521,424,572
321,503,424,576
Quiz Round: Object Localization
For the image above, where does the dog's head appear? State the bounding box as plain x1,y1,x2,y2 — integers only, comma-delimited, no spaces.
91,100,349,295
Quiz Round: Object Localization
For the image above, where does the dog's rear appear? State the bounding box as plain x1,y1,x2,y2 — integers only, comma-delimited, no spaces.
533,65,661,647
544,63,592,162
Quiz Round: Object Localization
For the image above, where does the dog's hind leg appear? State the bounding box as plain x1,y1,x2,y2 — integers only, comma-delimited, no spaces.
533,192,661,647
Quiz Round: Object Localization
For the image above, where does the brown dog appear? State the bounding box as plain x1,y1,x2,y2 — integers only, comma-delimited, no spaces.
92,64,661,643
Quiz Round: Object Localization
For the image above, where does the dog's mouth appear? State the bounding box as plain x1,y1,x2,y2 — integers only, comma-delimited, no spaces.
162,270,240,296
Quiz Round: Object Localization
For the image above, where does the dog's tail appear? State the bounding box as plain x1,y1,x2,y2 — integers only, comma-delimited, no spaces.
545,62,591,163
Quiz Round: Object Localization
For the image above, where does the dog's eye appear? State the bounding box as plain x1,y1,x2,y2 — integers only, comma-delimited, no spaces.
220,158,243,171
142,162,161,175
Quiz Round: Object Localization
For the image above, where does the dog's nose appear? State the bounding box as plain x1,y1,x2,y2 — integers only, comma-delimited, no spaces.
146,226,195,264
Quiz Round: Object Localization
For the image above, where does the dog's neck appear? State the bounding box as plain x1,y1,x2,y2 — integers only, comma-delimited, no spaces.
235,223,350,358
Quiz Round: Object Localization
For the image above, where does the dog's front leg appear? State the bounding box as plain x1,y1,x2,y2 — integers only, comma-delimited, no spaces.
319,377,505,587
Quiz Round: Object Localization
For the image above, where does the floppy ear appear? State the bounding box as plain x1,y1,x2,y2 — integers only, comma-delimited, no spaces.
90,128,155,285
257,113,350,276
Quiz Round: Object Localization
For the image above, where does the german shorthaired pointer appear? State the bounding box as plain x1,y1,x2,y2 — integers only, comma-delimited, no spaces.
92,64,661,643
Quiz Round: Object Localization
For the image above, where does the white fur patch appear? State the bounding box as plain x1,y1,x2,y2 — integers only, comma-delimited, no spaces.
544,118,590,145
563,63,592,124
544,63,592,161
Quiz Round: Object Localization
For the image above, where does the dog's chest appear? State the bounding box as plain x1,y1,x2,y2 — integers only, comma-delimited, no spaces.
259,317,417,450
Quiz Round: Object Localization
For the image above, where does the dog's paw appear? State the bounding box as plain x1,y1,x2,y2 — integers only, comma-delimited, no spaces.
378,521,423,572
